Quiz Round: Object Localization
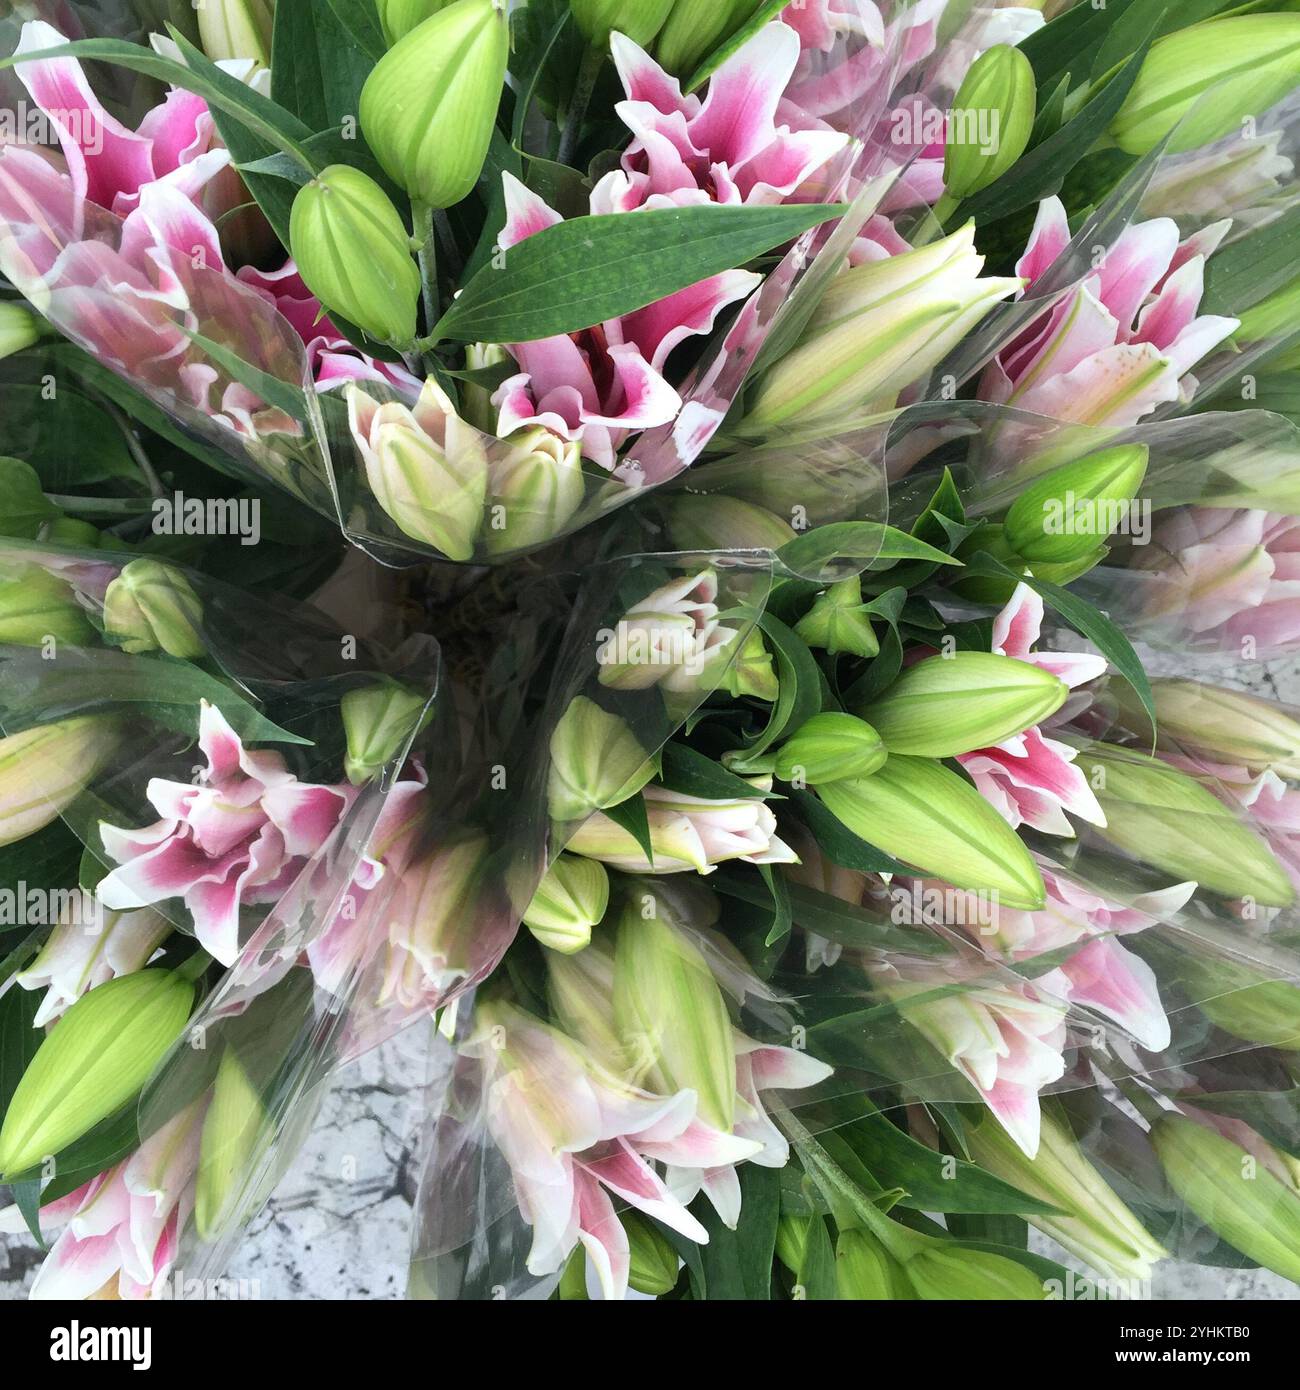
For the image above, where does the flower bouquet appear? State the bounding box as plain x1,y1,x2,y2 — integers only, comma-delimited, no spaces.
0,0,1299,1304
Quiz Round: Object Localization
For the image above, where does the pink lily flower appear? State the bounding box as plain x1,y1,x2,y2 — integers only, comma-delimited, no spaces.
96,702,354,966
979,196,1239,426
956,584,1108,836
665,1034,833,1226
875,952,1068,1157
471,1000,760,1300
492,21,851,469
1142,509,1300,658
21,1099,204,1300
975,869,1196,1052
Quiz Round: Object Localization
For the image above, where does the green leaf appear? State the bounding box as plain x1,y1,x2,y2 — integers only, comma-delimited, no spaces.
694,1164,781,1299
324,0,388,63
684,0,789,91
759,863,793,948
602,791,655,866
962,553,1156,733
2,386,138,489
796,1212,838,1300
431,203,845,344
778,522,962,579
1203,204,1300,317
272,0,378,133
1020,0,1140,89
0,457,59,537
0,983,41,1120
788,788,910,876
0,648,311,746
659,742,767,801
956,46,1150,224
183,329,310,425
725,614,825,771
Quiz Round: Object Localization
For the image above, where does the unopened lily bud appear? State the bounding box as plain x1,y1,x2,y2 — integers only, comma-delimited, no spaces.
818,755,1046,909
655,0,761,76
597,571,736,693
376,0,453,45
904,1244,1045,1300
1141,680,1300,779
547,696,656,824
290,166,420,346
967,1111,1167,1281
862,652,1067,758
943,45,1036,200
0,716,120,847
195,1047,265,1240
795,576,878,658
196,0,274,66
347,380,488,559
837,1228,912,1300
1152,1113,1300,1283
775,1214,812,1274
613,903,736,1131
724,628,779,702
341,681,427,784
360,0,509,210
667,495,796,553
571,0,673,48
0,302,39,360
775,713,886,785
1075,745,1294,906
1180,955,1300,1052
462,342,508,433
0,969,193,1178
0,566,92,647
523,854,610,954
102,558,205,658
1003,444,1149,566
1234,276,1300,346
485,428,585,555
624,1210,680,1295
546,936,624,1065
1109,15,1300,156
748,224,1021,428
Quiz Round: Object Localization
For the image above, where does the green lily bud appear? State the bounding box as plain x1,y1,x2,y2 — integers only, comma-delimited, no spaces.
0,457,58,539
795,576,879,659
774,712,887,786
558,1246,589,1299
341,681,427,785
775,1214,811,1275
1109,15,1300,156
0,566,93,647
0,969,193,1178
1152,1113,1300,1283
1140,680,1300,779
0,716,120,848
1002,444,1149,566
360,0,509,211
904,1244,1045,1300
547,936,625,1067
0,302,39,360
523,854,610,954
624,1210,680,1295
289,166,420,346
461,342,508,433
375,0,453,45
102,558,205,659
837,1228,913,1300
195,1048,265,1240
485,428,585,556
1074,745,1294,907
196,0,274,66
571,0,673,48
613,901,736,1131
1180,955,1300,1052
725,628,779,702
667,495,796,553
547,696,657,824
818,756,1046,909
967,1111,1167,1282
655,0,761,76
942,45,1036,200
861,652,1067,758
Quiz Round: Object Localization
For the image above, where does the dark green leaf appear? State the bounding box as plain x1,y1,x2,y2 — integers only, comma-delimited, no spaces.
2,386,138,488
602,791,654,866
659,742,767,800
272,0,378,133
432,204,844,344
796,1212,838,1300
726,614,825,770
778,522,961,579
759,862,793,948
694,1163,780,1299
324,0,388,62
